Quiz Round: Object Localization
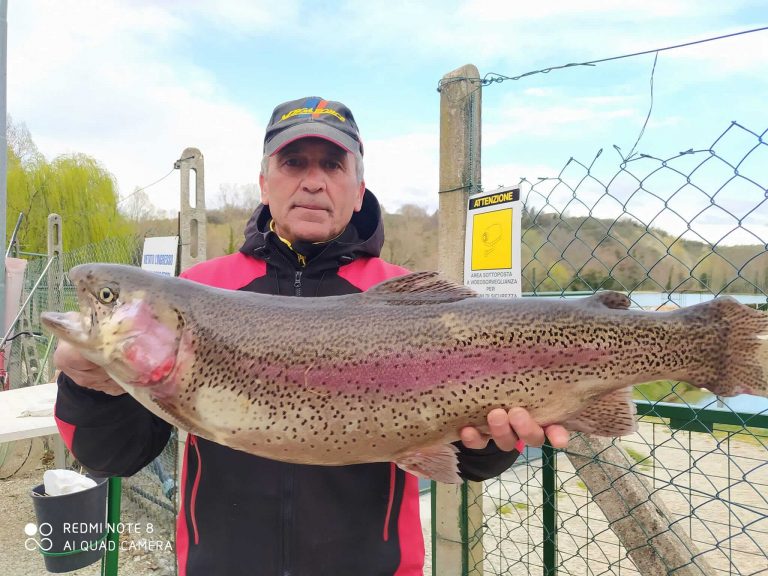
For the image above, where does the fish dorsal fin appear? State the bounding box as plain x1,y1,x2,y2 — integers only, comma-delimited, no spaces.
582,291,631,310
364,272,477,305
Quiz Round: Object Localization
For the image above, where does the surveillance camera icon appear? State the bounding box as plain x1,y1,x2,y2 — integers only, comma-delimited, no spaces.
482,224,503,255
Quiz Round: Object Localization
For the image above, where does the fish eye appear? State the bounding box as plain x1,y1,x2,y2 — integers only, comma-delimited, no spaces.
98,286,118,304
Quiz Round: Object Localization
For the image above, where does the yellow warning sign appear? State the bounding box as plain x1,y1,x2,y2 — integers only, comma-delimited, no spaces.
471,208,513,270
469,190,518,209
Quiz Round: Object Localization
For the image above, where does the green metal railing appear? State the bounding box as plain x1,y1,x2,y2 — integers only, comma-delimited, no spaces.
458,402,768,576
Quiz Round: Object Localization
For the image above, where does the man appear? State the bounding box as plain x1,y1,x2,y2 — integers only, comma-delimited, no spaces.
54,97,569,575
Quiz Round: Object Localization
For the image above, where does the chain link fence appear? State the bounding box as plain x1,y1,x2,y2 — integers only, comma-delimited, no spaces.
6,235,143,388
7,234,178,573
463,122,768,575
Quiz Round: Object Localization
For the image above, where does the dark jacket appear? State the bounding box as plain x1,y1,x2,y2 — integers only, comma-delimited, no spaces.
54,189,519,576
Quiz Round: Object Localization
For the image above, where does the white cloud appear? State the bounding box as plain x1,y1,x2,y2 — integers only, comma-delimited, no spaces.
482,161,562,192
457,0,699,21
8,1,265,213
484,100,638,145
485,150,768,247
364,131,440,212
659,26,768,73
326,0,768,81
7,0,765,230
184,0,300,34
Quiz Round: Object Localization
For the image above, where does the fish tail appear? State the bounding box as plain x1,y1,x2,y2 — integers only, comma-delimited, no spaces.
687,298,768,398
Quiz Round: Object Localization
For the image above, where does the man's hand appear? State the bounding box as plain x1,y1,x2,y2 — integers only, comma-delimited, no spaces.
460,407,569,451
53,341,125,396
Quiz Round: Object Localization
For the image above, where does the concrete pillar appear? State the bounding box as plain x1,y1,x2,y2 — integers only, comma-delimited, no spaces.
47,213,66,465
175,148,206,500
46,214,63,381
435,64,484,576
177,148,206,272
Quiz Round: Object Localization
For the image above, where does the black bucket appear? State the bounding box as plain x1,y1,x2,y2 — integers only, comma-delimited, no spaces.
30,476,109,573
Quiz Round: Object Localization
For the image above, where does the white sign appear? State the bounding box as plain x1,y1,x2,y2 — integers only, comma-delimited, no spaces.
463,188,522,298
141,237,179,277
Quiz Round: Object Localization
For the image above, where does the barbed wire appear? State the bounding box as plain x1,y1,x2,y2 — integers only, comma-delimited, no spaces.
437,25,768,92
622,51,658,162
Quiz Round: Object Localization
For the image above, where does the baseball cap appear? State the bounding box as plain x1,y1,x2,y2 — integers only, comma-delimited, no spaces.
263,97,363,157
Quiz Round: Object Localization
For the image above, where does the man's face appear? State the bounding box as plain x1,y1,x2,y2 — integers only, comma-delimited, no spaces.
260,138,365,244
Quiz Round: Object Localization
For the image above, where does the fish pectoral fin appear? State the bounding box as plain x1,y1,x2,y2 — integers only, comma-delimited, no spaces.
582,291,631,310
396,444,462,484
563,387,638,436
365,272,477,305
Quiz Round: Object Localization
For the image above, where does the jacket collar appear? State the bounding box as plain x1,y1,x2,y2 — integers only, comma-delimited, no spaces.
239,188,385,267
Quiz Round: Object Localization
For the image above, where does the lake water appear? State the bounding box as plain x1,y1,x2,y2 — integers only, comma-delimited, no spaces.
550,291,767,309
626,292,767,309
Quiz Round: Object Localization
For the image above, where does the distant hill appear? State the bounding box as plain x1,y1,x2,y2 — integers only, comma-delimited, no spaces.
141,203,442,272
519,208,767,295
137,204,766,297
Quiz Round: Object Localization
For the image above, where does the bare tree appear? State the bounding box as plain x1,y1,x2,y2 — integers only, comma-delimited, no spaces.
7,115,43,166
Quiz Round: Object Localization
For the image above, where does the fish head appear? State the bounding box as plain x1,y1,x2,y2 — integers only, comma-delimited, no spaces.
42,263,187,390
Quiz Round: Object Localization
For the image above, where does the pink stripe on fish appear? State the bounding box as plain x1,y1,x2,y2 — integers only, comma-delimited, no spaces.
267,345,612,393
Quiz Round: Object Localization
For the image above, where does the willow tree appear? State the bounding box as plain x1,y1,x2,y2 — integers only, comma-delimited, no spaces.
7,118,132,253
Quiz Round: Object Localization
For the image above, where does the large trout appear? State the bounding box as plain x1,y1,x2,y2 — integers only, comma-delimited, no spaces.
42,264,768,483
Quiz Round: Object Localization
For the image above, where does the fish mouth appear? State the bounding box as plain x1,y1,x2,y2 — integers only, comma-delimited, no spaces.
41,265,105,348
43,264,185,391
41,266,114,353
40,311,93,346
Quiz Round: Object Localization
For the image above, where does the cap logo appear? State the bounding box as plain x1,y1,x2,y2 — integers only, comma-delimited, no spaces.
279,98,346,123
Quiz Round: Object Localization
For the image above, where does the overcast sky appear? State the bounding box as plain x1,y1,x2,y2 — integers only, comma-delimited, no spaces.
7,1,768,243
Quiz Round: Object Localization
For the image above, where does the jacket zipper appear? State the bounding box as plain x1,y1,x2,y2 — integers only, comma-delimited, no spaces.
282,267,300,573
294,271,302,297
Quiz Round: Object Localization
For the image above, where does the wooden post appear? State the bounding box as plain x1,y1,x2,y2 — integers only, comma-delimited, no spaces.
567,435,714,575
435,64,484,576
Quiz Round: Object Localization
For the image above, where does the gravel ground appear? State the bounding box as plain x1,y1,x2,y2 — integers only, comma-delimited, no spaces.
426,420,768,575
7,420,763,575
1,438,426,576
0,438,175,576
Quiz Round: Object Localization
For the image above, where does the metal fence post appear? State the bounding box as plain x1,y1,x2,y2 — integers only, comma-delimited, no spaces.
102,477,122,576
0,0,7,339
436,63,484,576
46,214,63,380
46,214,66,466
542,444,557,576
